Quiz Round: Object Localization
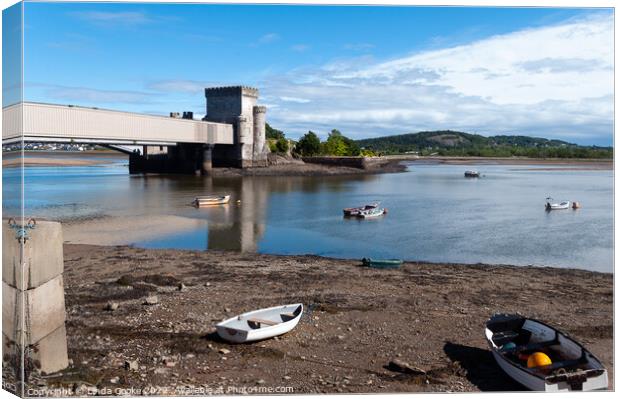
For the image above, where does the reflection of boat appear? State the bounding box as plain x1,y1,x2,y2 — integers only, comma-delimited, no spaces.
358,207,387,218
343,203,378,217
545,197,570,210
362,258,403,269
464,170,480,178
485,313,608,391
193,195,230,207
216,304,303,343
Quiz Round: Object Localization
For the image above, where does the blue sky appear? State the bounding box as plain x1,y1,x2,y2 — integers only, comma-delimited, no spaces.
10,2,615,145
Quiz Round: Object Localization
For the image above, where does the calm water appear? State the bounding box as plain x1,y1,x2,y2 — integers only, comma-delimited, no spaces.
2,156,614,272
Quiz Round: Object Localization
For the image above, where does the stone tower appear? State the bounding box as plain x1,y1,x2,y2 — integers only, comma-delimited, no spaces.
203,86,268,168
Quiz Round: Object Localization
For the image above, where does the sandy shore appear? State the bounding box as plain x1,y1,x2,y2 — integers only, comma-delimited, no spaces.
398,156,613,170
10,244,612,395
62,216,208,246
2,157,120,167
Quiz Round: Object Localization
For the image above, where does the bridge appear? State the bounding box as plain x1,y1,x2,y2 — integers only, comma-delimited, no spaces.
2,86,269,174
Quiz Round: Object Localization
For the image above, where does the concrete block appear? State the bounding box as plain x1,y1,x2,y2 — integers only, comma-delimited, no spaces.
29,325,69,374
2,220,64,290
3,326,69,375
2,275,66,345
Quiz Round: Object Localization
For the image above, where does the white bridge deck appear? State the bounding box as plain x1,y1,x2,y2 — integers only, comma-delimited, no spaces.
2,102,234,146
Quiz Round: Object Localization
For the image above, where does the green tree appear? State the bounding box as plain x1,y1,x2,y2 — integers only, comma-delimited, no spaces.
275,137,289,153
265,123,285,140
323,131,348,156
295,131,321,156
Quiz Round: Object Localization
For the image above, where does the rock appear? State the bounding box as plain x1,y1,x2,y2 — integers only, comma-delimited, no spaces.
388,359,426,375
105,302,119,311
224,307,231,313
154,367,168,374
337,335,345,340
283,376,291,380
185,353,195,359
110,377,120,384
256,379,265,385
144,296,159,305
218,348,231,355
177,283,186,291
125,360,139,371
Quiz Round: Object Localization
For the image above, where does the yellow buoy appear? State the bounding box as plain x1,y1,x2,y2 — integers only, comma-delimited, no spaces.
527,352,552,368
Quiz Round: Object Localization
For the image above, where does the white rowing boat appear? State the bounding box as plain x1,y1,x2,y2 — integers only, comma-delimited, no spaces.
216,304,303,343
545,197,570,210
193,195,230,207
485,313,608,391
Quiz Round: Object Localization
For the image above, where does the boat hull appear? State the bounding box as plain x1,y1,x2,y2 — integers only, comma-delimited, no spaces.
362,258,403,268
194,195,230,207
216,304,303,343
485,314,608,391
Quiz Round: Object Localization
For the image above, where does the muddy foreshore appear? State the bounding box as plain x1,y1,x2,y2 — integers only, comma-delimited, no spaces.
9,244,613,395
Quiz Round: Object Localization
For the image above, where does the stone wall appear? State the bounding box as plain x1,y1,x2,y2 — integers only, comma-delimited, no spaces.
301,156,369,169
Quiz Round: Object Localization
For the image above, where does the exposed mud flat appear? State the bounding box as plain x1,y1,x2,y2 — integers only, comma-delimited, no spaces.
5,244,613,395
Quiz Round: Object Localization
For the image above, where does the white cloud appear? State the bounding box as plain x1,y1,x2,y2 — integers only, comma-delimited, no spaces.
291,44,310,52
280,96,311,104
261,14,613,145
257,33,280,45
70,11,152,27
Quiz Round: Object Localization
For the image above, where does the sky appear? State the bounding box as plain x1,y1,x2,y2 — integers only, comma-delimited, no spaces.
7,2,615,145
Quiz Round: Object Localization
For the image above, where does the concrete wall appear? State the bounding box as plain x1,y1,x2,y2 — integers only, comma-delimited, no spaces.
301,156,369,169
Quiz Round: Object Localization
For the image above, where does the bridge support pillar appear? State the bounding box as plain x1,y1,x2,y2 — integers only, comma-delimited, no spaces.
201,144,213,175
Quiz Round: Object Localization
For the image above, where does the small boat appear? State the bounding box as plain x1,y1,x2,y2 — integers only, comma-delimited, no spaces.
485,313,608,391
358,207,387,218
343,203,378,217
216,304,303,343
545,197,570,210
361,258,403,269
193,195,230,207
464,170,480,178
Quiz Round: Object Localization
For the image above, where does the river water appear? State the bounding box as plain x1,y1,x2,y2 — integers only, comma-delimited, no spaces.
2,155,613,272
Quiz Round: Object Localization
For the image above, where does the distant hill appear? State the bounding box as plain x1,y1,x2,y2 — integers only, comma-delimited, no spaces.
355,130,612,159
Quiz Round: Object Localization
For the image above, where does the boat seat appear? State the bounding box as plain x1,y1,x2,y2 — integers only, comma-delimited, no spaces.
500,336,559,355
247,318,278,327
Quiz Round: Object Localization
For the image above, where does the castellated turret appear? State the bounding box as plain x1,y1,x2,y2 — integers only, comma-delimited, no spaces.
203,86,268,168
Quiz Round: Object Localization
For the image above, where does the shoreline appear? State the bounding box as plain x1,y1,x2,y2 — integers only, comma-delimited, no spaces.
2,152,612,173
13,243,612,394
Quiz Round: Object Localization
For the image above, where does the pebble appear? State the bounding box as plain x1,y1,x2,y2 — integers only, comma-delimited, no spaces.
256,379,265,385
110,377,119,384
218,348,231,355
283,376,291,380
125,360,139,371
144,296,159,305
177,283,186,291
105,302,119,311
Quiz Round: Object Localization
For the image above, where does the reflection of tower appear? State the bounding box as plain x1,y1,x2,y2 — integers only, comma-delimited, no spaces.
206,177,269,252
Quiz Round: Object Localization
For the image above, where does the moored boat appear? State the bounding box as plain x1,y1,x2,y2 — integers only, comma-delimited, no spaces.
358,207,387,218
193,194,230,207
216,304,303,343
361,258,403,269
464,170,480,178
343,203,378,217
485,313,608,391
545,197,570,210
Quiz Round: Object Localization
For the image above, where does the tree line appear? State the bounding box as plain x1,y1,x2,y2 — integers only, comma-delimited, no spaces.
266,123,373,157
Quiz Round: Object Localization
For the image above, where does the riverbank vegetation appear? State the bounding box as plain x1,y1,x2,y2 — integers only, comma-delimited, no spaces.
267,123,374,157
355,130,613,159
